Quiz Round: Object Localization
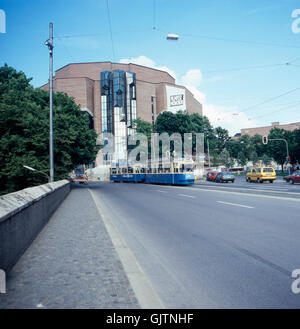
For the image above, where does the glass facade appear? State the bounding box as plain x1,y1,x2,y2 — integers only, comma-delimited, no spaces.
100,69,137,165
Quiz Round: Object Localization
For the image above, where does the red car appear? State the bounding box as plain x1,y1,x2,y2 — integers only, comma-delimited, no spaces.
285,170,300,184
206,171,220,181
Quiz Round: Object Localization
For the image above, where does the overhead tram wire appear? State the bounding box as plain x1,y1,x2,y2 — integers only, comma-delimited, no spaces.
55,36,76,62
202,63,286,74
52,30,299,76
238,87,300,114
250,100,300,120
53,32,106,39
250,98,300,111
153,28,300,49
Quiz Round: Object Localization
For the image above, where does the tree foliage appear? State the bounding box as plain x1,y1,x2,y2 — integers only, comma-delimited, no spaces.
237,151,247,167
128,105,300,169
267,127,295,166
219,148,234,168
0,65,99,195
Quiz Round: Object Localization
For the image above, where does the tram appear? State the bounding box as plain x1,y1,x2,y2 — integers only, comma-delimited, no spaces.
110,160,195,185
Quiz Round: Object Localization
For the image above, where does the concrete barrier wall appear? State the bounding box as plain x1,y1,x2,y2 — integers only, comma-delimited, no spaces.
0,180,70,272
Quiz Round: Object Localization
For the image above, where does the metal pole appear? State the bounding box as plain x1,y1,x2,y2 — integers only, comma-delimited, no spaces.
269,138,289,162
49,23,54,182
207,138,211,169
285,139,289,159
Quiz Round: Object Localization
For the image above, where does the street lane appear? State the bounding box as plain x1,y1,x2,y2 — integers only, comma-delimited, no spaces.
89,182,300,308
197,175,300,195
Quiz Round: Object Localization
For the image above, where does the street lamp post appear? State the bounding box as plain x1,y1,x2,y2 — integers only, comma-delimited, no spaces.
23,165,50,183
45,22,54,183
207,138,211,170
203,130,211,170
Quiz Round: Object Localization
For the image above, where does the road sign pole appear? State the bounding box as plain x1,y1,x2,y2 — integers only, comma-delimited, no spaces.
268,138,290,162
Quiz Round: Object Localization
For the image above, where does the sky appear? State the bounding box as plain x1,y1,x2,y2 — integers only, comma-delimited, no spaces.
1,0,300,135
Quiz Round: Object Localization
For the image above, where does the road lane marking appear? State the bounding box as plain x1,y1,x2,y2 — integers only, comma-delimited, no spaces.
196,184,300,195
158,190,168,193
217,201,254,208
143,183,300,202
89,189,165,309
178,194,195,198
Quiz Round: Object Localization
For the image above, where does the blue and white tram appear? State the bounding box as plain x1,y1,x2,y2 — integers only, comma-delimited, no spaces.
110,161,195,185
110,166,146,183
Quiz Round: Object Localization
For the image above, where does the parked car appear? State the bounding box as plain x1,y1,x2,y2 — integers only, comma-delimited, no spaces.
284,170,300,184
207,171,219,181
246,167,276,183
245,168,254,181
215,171,235,183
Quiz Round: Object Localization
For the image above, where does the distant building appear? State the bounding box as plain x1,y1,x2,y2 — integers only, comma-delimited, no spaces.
232,133,241,140
240,121,300,137
41,61,202,164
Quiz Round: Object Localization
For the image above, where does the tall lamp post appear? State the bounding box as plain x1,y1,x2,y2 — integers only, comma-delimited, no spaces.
23,165,50,183
203,129,211,170
207,138,211,169
45,23,54,182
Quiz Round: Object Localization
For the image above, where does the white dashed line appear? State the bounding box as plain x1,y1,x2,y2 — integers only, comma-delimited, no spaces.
178,194,195,198
217,201,254,209
158,190,168,193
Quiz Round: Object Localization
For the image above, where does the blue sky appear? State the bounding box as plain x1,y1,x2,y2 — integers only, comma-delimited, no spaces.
1,0,300,134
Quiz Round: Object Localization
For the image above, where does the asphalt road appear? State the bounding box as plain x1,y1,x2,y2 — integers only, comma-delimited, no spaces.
198,175,300,191
196,176,300,200
88,181,300,308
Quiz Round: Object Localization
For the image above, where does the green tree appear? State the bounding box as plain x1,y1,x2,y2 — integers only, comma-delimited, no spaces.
261,153,272,166
226,139,243,159
155,111,192,136
237,151,247,167
214,126,231,152
267,127,294,170
132,117,153,136
250,134,267,157
0,65,99,195
131,118,153,158
219,148,234,168
212,153,219,167
189,113,215,153
249,150,259,165
155,111,193,156
292,129,300,163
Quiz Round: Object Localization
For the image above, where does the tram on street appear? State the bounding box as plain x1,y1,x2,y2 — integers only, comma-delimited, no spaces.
110,160,195,185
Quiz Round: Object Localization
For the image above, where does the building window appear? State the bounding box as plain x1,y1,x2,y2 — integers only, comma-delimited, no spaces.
100,69,137,165
151,96,155,125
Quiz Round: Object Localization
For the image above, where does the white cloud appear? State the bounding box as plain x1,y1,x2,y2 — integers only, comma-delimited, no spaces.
119,55,177,81
179,68,256,135
202,104,258,136
120,56,254,135
120,55,155,67
183,85,206,104
181,69,203,88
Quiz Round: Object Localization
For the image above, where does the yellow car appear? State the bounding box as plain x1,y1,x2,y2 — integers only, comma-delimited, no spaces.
246,167,276,183
245,168,255,182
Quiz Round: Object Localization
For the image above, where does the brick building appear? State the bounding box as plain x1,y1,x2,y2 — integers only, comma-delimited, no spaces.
41,61,202,164
240,121,300,137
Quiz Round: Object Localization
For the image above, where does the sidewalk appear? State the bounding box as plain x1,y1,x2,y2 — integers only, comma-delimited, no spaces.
0,186,139,309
